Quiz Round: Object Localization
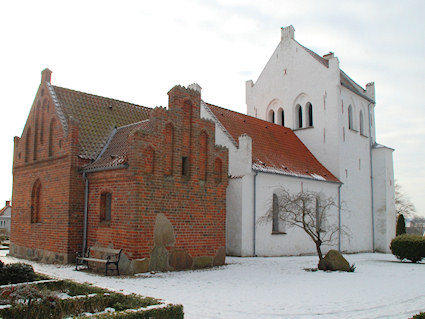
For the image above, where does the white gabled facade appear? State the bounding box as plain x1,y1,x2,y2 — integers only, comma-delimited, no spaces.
245,25,396,253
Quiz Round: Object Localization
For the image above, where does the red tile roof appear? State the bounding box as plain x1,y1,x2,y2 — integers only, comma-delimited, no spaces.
206,103,339,183
84,120,151,171
48,85,151,160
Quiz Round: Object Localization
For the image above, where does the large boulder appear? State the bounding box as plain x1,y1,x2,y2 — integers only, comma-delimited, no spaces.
318,250,351,272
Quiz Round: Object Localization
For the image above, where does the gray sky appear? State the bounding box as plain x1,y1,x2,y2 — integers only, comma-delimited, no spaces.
1,0,424,215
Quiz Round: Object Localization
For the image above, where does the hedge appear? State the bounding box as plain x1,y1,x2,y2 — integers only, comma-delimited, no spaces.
390,234,425,262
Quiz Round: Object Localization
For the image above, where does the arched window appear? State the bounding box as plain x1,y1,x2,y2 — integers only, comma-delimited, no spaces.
25,127,32,163
100,192,112,222
348,105,354,130
268,110,275,123
280,109,285,127
31,179,41,223
295,104,302,128
272,193,280,233
214,157,223,184
48,119,56,157
164,123,174,175
359,110,365,135
307,103,313,127
199,131,208,181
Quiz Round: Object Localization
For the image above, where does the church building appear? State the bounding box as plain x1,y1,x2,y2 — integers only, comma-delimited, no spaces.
10,26,395,273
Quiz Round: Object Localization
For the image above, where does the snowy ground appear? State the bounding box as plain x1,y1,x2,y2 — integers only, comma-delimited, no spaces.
1,250,425,319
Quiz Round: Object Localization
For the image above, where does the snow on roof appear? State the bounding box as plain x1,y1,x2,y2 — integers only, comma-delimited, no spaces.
206,103,339,183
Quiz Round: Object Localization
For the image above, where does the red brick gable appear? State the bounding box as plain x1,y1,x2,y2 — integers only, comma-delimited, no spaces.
206,103,339,183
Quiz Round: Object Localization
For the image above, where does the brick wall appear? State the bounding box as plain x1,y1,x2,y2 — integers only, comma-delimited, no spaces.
11,73,228,272
86,85,228,271
10,70,86,263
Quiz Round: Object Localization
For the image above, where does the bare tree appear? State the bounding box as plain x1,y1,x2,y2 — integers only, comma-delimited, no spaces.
260,188,344,265
395,182,416,218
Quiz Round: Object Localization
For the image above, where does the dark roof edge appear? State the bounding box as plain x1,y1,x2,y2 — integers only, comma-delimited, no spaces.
81,164,129,174
340,70,375,104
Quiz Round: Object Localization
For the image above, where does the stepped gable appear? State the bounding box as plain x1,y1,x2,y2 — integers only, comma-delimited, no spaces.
50,86,151,160
84,120,151,171
206,103,339,183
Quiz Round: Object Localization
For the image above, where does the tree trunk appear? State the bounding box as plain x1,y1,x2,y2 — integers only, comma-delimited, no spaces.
316,241,325,270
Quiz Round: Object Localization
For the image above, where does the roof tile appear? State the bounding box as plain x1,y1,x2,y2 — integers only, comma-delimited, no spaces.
206,103,339,183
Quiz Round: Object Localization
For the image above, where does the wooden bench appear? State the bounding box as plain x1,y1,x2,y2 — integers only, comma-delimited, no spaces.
76,247,122,276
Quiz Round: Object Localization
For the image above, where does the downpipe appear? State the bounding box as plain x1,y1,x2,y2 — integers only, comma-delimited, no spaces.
253,170,258,256
82,172,89,256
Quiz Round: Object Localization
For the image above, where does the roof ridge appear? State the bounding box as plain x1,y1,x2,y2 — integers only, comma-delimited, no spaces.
94,127,118,162
52,85,151,110
116,119,150,131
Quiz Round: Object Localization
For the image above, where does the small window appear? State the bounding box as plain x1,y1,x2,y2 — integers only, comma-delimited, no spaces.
268,110,275,123
281,109,285,127
100,192,112,222
307,103,313,127
31,179,41,223
359,110,365,135
182,157,189,178
272,193,280,233
295,104,302,128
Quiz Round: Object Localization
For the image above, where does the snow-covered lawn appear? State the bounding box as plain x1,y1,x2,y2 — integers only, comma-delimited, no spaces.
1,251,424,318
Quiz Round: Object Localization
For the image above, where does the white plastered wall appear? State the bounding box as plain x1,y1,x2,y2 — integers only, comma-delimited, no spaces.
254,172,340,256
372,146,396,252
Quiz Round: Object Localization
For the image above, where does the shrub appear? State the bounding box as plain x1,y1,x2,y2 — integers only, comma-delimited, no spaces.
0,263,36,285
396,214,406,236
390,234,425,262
412,312,425,318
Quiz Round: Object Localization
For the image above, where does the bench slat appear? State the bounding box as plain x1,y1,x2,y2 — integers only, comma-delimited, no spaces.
76,257,108,263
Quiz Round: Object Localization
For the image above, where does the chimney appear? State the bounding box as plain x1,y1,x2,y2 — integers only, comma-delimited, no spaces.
5,201,10,207
188,83,202,95
41,68,52,83
281,25,295,41
323,52,334,60
366,82,375,101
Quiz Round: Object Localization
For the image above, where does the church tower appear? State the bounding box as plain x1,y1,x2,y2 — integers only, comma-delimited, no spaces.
246,26,395,253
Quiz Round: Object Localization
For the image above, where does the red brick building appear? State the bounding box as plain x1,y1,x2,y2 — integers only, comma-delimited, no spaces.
10,69,228,273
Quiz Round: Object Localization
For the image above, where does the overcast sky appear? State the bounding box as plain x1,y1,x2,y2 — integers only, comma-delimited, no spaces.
1,0,424,216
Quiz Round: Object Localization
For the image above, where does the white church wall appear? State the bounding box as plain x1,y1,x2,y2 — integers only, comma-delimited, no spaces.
372,146,396,253
253,172,340,256
246,27,342,179
337,86,374,253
